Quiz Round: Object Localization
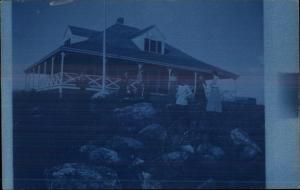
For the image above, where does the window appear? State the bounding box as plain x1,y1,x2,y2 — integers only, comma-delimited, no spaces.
144,38,149,52
157,41,162,53
150,40,156,52
144,38,163,54
64,39,71,46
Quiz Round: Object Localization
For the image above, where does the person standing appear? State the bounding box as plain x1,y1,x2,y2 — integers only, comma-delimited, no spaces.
206,72,222,113
119,72,129,97
76,73,89,91
136,68,144,98
195,76,208,114
175,80,193,123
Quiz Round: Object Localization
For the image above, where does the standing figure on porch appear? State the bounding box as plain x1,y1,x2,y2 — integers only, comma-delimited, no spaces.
206,72,222,113
195,76,208,113
175,80,193,124
168,71,178,104
119,72,130,97
136,68,144,97
76,73,89,91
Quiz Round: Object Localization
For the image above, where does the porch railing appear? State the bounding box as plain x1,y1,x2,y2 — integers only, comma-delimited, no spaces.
30,72,139,92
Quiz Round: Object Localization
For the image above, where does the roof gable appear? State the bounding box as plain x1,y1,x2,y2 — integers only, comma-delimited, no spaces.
132,25,166,41
131,25,155,38
132,25,166,53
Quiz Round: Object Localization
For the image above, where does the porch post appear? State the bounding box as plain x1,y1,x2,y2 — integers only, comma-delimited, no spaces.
25,73,28,90
59,52,65,98
138,64,143,74
137,64,144,97
51,57,54,75
233,79,237,99
43,61,47,88
137,64,143,81
101,0,107,94
27,72,30,90
44,61,47,74
51,56,54,87
31,72,33,89
167,68,172,91
193,72,197,94
37,64,41,89
32,67,35,89
25,72,30,90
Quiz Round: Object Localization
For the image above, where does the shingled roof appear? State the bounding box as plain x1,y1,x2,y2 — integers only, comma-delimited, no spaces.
68,25,100,38
65,20,238,79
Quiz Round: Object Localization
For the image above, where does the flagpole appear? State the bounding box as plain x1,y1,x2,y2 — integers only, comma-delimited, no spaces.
101,0,106,94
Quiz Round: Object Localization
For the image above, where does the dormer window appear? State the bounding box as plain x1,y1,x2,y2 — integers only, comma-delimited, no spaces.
144,38,163,54
144,38,150,51
64,39,71,46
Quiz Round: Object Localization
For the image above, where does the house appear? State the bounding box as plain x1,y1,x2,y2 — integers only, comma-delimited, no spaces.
24,17,238,98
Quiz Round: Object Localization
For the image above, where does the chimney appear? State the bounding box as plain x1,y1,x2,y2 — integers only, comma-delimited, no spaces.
116,17,124,25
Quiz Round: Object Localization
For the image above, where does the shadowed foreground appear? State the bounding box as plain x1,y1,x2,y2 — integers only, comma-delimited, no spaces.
13,90,265,189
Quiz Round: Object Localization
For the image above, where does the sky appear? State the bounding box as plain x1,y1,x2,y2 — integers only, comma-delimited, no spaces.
12,0,264,103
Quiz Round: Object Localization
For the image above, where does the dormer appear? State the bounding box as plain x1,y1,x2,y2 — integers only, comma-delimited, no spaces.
63,25,99,45
132,25,166,55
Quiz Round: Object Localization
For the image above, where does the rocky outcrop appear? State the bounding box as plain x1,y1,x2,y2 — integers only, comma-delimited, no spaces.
79,144,97,153
88,147,120,165
113,103,156,132
196,143,225,161
230,128,262,160
132,157,145,167
108,136,144,151
180,144,195,154
138,124,167,142
161,151,189,166
45,163,121,189
19,90,265,189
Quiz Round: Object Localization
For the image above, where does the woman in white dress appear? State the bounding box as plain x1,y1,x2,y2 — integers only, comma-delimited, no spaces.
206,72,222,112
174,80,193,123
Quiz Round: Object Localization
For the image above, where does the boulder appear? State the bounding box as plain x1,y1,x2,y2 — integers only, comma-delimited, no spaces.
230,128,259,148
132,157,145,167
113,103,156,132
167,120,209,147
241,145,261,160
161,151,189,166
91,90,112,99
138,124,167,142
196,144,225,161
166,134,185,149
45,163,121,189
108,136,144,151
230,128,262,160
79,144,97,153
180,144,195,154
88,147,120,165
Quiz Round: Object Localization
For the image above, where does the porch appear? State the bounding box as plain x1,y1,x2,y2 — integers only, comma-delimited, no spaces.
24,51,210,98
25,50,238,100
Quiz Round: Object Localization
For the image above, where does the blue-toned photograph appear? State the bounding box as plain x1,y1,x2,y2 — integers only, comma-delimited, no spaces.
12,0,264,189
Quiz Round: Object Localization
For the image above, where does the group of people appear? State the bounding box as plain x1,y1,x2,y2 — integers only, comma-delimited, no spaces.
117,70,222,113
119,72,144,99
173,72,222,122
